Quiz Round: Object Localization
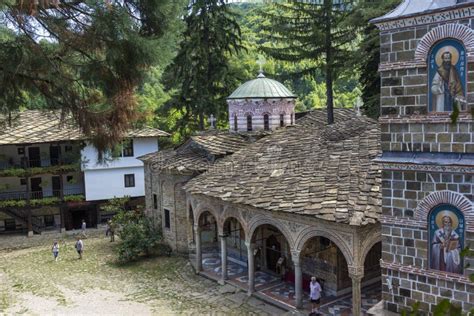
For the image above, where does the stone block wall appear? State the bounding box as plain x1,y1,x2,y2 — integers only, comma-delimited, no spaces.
380,168,474,313
143,163,193,253
379,21,474,117
380,119,474,152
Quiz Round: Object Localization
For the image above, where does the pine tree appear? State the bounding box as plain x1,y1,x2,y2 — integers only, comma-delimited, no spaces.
0,1,185,156
347,0,401,118
165,0,243,132
261,0,355,124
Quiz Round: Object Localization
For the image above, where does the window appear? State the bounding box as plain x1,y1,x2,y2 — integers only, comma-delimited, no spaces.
164,209,171,229
123,139,134,157
263,114,270,131
247,115,252,131
17,148,24,155
64,145,73,152
153,194,158,209
234,114,238,131
20,178,27,186
291,113,294,125
66,175,74,183
124,174,135,187
112,139,134,158
280,114,285,127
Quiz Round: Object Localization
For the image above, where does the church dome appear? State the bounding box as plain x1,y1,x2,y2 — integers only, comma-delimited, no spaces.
227,73,296,99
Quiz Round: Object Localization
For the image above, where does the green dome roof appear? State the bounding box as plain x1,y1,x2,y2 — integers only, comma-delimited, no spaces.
227,73,296,99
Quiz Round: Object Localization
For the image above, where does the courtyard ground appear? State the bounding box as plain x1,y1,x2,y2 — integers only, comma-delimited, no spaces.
0,236,286,315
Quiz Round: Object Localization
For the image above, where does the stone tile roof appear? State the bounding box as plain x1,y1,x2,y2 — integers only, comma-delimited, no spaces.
185,109,382,226
0,110,169,145
138,131,254,173
371,0,461,23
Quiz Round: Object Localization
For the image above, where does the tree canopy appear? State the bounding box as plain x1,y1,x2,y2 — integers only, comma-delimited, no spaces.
0,0,185,156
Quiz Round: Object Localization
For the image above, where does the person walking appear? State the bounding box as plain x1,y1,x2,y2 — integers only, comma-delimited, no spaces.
109,220,115,242
81,219,87,237
75,237,84,259
52,241,59,262
309,276,322,315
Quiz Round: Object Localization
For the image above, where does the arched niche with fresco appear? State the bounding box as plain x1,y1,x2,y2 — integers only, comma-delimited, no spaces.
428,39,467,113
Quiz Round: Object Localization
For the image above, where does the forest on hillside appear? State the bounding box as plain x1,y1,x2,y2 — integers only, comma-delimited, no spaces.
0,0,400,147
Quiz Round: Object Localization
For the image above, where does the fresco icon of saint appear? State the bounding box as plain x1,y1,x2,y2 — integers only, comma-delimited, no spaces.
429,39,467,112
429,204,465,274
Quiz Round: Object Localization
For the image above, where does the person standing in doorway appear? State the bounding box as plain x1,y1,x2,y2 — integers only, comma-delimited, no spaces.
52,241,59,262
309,276,322,315
75,237,84,259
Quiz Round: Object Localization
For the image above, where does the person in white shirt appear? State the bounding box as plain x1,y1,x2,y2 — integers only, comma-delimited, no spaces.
309,276,322,314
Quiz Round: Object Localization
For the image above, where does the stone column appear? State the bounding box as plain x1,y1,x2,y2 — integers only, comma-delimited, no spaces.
349,266,364,316
292,251,303,309
246,242,255,295
220,234,228,284
194,225,202,273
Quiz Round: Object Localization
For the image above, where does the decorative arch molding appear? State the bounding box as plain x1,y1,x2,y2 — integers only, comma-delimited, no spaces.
220,214,248,240
360,235,382,267
247,215,296,249
415,24,474,63
416,190,473,232
193,201,220,225
294,227,354,267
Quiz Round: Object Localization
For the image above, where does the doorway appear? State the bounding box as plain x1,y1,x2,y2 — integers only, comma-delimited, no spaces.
52,176,61,198
28,147,41,167
49,146,61,166
266,235,281,272
30,177,43,199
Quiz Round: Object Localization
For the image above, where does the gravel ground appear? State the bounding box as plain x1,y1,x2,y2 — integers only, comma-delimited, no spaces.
0,236,283,315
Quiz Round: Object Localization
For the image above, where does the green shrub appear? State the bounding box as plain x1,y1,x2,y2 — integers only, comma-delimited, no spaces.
106,198,167,263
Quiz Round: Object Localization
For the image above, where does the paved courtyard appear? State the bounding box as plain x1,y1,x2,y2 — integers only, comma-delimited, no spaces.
201,252,381,316
0,236,284,315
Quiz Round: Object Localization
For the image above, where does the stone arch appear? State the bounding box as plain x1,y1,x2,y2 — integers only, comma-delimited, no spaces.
220,214,248,241
360,234,382,267
247,215,295,249
294,227,354,266
194,202,220,226
415,190,473,232
415,24,474,62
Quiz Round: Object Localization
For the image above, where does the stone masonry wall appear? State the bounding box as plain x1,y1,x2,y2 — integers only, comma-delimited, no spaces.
381,169,474,313
379,21,474,117
143,163,193,253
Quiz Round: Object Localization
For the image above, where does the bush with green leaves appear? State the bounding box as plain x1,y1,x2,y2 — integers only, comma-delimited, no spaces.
106,198,169,262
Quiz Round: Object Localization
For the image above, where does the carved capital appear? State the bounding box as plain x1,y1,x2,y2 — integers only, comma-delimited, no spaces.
348,265,364,279
291,250,301,266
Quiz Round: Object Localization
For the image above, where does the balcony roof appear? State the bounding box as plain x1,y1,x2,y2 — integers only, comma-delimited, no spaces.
0,110,169,146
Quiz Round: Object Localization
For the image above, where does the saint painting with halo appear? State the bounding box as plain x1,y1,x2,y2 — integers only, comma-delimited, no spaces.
430,44,465,112
430,210,462,274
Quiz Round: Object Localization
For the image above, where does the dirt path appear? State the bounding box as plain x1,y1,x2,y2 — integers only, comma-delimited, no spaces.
0,237,284,315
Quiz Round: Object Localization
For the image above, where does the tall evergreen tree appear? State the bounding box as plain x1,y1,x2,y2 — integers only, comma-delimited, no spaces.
0,0,185,155
165,0,243,132
347,0,401,118
261,0,355,124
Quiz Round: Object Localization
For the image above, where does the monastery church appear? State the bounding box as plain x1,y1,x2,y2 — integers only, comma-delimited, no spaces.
141,0,474,314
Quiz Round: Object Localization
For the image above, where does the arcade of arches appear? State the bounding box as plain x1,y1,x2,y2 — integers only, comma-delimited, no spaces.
190,196,381,315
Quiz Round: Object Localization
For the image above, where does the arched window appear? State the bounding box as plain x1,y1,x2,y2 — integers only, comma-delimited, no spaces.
290,112,294,125
233,114,238,131
247,115,252,131
263,114,270,131
279,114,285,127
428,204,465,274
428,39,466,112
